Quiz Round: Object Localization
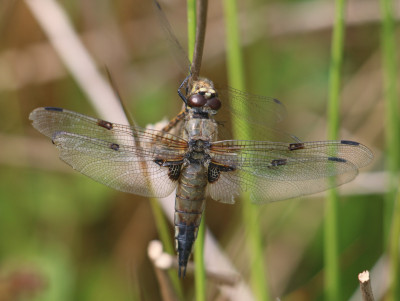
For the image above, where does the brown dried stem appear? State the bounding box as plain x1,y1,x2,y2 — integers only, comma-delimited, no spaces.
190,0,208,81
358,270,375,301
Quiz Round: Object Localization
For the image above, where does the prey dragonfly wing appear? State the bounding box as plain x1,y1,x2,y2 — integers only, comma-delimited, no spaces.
30,82,373,277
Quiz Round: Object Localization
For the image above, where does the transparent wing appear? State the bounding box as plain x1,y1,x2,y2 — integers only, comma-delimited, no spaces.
208,140,373,204
29,107,188,197
153,0,190,74
216,87,298,142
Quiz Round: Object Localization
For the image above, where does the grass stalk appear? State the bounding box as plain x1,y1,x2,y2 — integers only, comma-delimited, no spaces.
324,0,346,299
222,0,269,300
187,0,207,298
380,0,400,299
388,186,400,301
187,0,196,65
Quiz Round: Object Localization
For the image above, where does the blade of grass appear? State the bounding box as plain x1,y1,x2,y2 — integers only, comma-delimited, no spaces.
324,0,346,299
222,1,269,300
388,185,400,301
380,0,400,299
187,0,196,63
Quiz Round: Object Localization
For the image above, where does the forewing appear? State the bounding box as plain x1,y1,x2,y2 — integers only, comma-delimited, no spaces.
29,107,188,197
208,140,373,204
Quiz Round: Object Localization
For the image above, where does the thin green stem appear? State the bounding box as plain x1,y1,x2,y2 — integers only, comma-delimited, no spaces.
223,0,269,300
388,185,400,301
381,0,400,245
380,0,400,299
187,0,196,64
324,0,346,299
223,0,244,91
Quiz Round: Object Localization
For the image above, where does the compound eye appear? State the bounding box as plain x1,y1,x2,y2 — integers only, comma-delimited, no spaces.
206,97,221,110
188,94,207,107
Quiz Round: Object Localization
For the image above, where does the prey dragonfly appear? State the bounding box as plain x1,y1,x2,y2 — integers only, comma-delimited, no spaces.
29,78,373,277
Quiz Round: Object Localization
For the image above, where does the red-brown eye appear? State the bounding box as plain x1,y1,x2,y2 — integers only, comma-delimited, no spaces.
206,97,221,110
188,94,207,107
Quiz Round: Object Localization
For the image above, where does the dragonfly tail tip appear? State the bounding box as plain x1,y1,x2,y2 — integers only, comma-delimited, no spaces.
178,265,187,279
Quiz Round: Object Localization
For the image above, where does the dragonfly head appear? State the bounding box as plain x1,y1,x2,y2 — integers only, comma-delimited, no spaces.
187,78,221,112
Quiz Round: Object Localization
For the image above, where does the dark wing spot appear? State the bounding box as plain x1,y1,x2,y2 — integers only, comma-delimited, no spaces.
340,140,359,146
289,143,305,151
328,157,347,163
97,119,113,130
270,159,287,167
168,164,181,181
208,162,235,183
154,159,164,166
110,143,119,151
44,107,63,112
272,98,282,105
153,159,182,181
208,164,220,183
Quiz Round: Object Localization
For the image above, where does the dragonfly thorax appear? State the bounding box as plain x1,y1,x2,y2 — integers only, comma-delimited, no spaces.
189,139,210,152
184,109,218,141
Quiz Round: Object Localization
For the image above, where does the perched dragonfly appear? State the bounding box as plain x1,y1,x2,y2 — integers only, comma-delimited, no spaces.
29,77,373,277
29,0,373,278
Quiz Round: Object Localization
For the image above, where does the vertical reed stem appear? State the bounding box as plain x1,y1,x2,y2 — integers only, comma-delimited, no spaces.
324,0,346,299
380,0,400,299
223,1,269,300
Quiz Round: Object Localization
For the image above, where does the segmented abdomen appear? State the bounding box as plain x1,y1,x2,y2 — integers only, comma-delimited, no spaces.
174,162,207,277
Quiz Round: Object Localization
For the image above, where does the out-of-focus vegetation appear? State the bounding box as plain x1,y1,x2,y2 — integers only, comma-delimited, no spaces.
0,0,395,300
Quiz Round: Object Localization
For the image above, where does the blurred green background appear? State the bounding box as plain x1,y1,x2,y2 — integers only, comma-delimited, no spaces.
0,0,391,300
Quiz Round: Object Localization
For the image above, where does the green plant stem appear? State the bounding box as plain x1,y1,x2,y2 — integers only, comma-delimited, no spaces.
324,0,346,299
187,0,196,64
389,185,400,301
381,0,400,245
223,0,269,300
380,0,400,300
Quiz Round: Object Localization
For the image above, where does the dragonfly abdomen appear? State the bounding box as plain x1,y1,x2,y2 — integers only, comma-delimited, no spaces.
174,162,207,278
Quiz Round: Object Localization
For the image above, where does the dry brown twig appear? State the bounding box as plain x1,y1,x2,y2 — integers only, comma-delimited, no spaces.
358,270,375,301
148,241,180,301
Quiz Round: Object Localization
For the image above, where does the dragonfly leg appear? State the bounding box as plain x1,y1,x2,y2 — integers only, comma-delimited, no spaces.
177,74,191,104
161,109,187,133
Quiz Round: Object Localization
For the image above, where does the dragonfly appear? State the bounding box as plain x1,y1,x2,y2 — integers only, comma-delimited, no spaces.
29,77,373,277
29,0,373,278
